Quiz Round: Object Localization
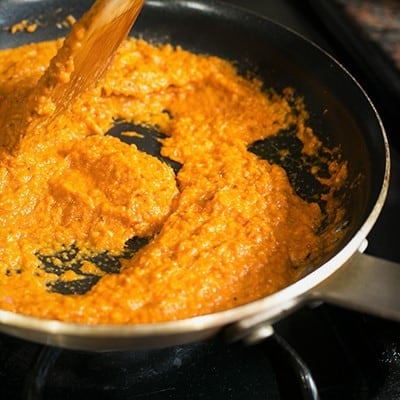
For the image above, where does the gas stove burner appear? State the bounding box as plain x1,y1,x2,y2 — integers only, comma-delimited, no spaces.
19,331,319,400
2,304,398,400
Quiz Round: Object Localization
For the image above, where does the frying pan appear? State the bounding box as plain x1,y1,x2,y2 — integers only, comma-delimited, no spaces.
0,0,399,351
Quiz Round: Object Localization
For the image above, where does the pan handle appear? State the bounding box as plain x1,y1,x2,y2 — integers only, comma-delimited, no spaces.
309,251,400,320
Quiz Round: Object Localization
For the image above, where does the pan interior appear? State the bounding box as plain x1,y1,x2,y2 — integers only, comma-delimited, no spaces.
0,1,386,307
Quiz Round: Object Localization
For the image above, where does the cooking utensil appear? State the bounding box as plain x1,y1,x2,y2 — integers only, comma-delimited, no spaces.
42,0,144,115
0,0,398,351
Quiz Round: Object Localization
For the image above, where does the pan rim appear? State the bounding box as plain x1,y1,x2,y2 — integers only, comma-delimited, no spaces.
0,0,390,348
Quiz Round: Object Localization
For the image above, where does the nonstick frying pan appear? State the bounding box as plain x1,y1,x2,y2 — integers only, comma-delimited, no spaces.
0,0,399,351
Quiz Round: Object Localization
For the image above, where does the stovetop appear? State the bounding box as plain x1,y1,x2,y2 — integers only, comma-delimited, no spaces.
1,1,400,399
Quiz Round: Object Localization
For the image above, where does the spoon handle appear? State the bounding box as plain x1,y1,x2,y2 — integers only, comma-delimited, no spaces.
42,0,144,116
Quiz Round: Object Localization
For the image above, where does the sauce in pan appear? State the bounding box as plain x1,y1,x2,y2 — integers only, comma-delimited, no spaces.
0,32,347,324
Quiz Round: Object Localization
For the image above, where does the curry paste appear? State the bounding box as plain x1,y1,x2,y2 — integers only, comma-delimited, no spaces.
0,31,347,323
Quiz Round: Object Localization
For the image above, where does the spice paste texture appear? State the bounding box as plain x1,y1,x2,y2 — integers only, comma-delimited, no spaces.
0,34,347,324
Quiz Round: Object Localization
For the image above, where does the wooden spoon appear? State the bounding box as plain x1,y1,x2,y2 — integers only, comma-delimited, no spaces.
0,0,144,152
41,0,144,117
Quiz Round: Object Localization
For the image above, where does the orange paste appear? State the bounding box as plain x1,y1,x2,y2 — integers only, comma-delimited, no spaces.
0,31,346,324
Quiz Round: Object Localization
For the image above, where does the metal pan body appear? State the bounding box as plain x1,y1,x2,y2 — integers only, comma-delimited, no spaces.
0,0,392,350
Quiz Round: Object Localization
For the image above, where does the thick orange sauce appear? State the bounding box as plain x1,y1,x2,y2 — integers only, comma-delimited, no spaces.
0,32,346,324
